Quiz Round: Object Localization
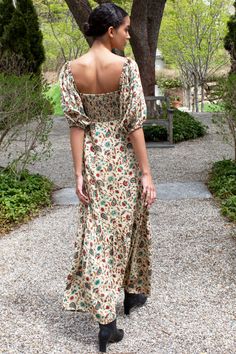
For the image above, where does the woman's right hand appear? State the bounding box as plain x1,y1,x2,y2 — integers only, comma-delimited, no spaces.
75,175,90,205
141,172,156,208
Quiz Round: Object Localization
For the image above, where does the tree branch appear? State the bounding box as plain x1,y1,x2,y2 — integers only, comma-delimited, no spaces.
64,0,93,46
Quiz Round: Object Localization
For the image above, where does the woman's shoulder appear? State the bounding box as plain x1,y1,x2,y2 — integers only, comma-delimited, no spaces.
70,53,129,68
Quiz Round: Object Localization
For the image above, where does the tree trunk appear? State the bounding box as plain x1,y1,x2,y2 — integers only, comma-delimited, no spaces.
64,0,93,47
64,0,167,96
183,85,191,110
193,73,199,112
130,0,166,96
201,83,204,112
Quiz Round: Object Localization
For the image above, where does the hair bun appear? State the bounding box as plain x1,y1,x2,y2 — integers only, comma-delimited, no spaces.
83,4,128,38
83,22,91,35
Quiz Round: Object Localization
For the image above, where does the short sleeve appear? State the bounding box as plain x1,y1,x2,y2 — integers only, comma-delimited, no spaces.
59,62,90,129
120,58,147,135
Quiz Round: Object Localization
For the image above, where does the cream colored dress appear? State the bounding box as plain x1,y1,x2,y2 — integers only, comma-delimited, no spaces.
59,56,152,324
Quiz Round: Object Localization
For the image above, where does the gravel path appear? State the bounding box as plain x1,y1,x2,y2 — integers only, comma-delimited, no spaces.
1,113,236,354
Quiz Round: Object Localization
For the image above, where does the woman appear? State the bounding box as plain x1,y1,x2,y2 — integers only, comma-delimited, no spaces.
59,3,156,353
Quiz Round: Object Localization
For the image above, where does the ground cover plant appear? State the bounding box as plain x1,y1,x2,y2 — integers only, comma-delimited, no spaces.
207,159,236,222
0,168,54,235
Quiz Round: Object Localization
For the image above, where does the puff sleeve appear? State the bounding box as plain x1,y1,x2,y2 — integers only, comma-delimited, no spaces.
59,62,91,129
120,58,147,135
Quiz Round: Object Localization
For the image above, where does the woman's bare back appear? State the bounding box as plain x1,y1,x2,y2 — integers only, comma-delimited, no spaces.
69,53,127,94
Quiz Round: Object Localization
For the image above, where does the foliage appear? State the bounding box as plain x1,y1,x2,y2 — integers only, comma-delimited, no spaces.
0,0,45,75
143,110,207,143
203,102,225,113
224,1,236,73
211,73,236,160
172,110,207,142
159,0,229,69
0,72,53,172
45,82,63,115
34,0,133,71
34,0,88,71
0,167,53,234
156,77,182,89
143,125,167,142
158,0,230,112
207,159,236,222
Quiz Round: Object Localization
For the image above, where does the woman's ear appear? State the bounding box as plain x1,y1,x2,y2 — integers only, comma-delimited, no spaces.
107,26,115,38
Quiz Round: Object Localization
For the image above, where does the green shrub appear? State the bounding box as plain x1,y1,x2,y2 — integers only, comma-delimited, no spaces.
156,77,182,89
0,73,53,172
143,125,167,142
45,82,63,116
0,168,53,234
204,102,225,112
207,159,236,222
143,110,207,143
0,0,45,75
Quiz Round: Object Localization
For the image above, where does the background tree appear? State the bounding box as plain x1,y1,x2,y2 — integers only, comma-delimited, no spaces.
34,0,89,71
224,1,236,74
0,0,45,75
158,0,229,112
63,0,167,96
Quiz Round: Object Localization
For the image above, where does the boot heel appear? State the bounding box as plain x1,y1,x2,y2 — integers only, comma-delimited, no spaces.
98,330,110,353
124,291,147,315
124,302,130,315
99,338,108,353
98,319,124,352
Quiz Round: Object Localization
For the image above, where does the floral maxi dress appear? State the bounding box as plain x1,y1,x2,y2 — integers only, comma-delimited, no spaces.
59,56,152,325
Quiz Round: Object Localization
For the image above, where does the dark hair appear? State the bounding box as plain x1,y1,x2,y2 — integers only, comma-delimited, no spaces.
83,3,128,38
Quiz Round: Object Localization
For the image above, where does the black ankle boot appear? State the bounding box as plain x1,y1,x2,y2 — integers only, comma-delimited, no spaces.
124,290,147,315
98,318,124,353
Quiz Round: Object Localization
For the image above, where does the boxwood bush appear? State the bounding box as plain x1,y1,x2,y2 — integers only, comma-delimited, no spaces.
207,159,236,222
143,110,207,143
0,168,54,234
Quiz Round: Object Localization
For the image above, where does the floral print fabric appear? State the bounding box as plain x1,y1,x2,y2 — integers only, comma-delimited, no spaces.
59,57,152,324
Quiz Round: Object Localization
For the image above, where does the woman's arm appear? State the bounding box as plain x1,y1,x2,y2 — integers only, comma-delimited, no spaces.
128,128,156,207
70,127,85,177
70,127,90,205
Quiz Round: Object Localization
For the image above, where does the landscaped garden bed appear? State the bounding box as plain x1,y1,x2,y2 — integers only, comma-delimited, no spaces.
207,159,236,222
0,168,54,235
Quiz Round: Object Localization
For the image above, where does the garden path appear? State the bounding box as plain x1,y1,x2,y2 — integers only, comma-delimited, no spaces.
1,113,236,354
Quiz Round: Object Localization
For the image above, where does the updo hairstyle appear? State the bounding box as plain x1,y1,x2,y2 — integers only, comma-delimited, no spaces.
83,3,128,38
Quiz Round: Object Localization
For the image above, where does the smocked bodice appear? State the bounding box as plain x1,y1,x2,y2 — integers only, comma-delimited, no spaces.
59,56,147,134
80,91,120,122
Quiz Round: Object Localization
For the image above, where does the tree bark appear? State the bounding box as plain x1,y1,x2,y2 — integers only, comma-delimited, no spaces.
184,85,191,111
64,0,93,46
193,72,199,112
130,0,166,95
64,0,167,96
201,83,204,112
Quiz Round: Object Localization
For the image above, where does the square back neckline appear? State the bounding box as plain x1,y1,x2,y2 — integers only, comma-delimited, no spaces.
67,57,129,96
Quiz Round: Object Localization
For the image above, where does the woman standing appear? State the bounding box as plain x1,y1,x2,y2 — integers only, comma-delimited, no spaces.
59,3,156,352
